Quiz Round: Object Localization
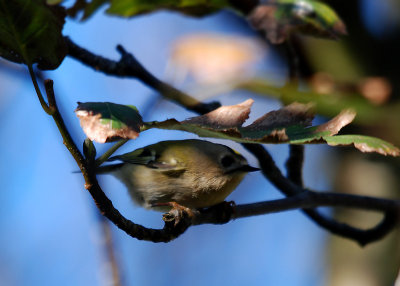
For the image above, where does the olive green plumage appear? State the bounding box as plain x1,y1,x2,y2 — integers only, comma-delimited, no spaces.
97,139,258,210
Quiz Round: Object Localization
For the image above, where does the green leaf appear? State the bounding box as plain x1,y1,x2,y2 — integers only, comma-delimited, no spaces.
0,0,67,69
248,0,347,44
83,0,108,18
75,102,143,143
83,138,97,161
324,135,400,157
76,0,230,19
108,0,230,17
46,0,64,4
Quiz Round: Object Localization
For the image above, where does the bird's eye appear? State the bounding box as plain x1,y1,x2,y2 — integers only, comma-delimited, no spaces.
221,155,235,168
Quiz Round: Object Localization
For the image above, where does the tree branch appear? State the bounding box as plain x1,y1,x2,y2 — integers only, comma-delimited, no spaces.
243,143,399,245
286,145,304,186
65,37,220,115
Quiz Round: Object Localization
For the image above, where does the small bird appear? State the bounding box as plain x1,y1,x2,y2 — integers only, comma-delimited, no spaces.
97,139,259,210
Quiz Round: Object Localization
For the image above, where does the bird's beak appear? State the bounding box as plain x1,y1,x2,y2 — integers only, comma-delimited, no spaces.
238,165,260,172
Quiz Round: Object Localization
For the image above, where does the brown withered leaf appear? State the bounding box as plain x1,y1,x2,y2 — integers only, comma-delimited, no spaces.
248,5,285,44
248,0,347,44
183,99,254,129
143,100,399,156
244,102,314,131
315,108,356,136
75,102,143,143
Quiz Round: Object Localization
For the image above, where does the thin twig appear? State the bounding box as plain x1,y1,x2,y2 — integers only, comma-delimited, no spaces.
286,35,300,85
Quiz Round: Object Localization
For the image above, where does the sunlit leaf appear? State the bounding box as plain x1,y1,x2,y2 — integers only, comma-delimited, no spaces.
324,135,400,156
248,0,347,44
183,98,254,128
109,0,230,16
0,0,67,69
315,109,356,136
75,102,143,143
75,0,230,18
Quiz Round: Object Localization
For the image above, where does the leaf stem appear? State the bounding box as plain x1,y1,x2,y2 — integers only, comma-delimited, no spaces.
95,139,129,167
27,65,53,115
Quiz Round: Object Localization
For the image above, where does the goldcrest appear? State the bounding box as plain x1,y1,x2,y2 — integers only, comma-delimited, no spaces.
97,139,258,210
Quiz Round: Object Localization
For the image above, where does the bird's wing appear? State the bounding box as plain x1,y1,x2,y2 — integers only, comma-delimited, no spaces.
108,147,156,165
107,147,185,175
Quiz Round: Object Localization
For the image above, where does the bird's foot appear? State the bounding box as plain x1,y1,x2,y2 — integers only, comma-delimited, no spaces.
152,202,195,227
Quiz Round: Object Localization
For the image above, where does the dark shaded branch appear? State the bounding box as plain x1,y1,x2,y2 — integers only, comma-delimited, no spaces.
177,191,399,249
65,37,220,115
228,0,258,14
232,192,400,218
286,145,304,186
286,36,300,85
243,143,399,245
153,189,400,247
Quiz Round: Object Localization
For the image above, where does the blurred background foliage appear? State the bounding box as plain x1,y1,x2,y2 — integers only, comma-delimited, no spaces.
300,1,400,285
0,0,399,285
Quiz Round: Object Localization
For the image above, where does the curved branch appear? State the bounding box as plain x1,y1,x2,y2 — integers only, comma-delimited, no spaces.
65,37,220,115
